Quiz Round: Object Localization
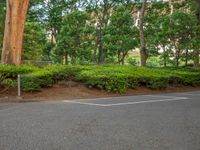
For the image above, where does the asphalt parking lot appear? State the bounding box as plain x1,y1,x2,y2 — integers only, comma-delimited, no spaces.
0,91,200,150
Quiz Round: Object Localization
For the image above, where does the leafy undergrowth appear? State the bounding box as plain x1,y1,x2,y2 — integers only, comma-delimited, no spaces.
0,65,200,94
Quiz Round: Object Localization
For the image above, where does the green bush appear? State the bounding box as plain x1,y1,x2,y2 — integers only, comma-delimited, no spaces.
21,65,82,92
0,65,38,77
77,66,170,93
21,71,54,92
173,71,200,86
146,76,169,89
79,72,129,93
21,76,41,92
77,65,200,93
1,64,200,93
1,79,17,89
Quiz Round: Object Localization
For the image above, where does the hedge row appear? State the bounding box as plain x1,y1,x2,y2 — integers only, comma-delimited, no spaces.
77,66,200,93
1,65,200,93
21,65,81,91
0,65,38,77
0,65,38,89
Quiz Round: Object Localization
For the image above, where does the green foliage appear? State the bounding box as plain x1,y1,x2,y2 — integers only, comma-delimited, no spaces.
1,0,196,67
1,79,17,89
147,57,162,67
145,1,200,67
22,71,54,92
1,0,199,97
77,65,200,93
23,22,47,61
0,0,6,52
56,10,94,64
1,65,200,93
77,66,129,93
0,65,38,78
21,65,81,91
127,56,139,66
105,5,139,64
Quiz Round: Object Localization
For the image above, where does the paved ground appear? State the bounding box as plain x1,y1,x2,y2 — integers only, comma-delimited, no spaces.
0,91,200,150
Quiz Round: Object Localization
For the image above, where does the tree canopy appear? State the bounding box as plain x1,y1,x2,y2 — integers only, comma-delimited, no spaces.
0,0,200,67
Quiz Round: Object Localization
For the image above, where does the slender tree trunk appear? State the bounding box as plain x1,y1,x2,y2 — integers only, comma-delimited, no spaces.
98,38,104,64
93,25,99,64
98,0,109,65
175,48,180,68
93,48,97,64
121,53,126,65
97,24,104,64
185,49,188,66
93,35,98,64
117,50,120,64
194,49,199,68
1,0,29,66
65,53,68,65
163,45,167,67
121,51,128,65
139,0,148,66
71,51,77,65
194,0,200,68
169,0,174,15
196,0,200,24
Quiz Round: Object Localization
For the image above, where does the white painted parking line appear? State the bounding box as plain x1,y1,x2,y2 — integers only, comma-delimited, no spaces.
178,93,200,96
145,95,180,98
63,101,108,106
99,97,188,107
62,95,181,102
63,97,189,107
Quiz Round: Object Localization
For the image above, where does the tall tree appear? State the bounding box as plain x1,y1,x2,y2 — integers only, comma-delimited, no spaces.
139,0,148,66
56,11,93,64
0,0,6,54
1,0,30,65
194,0,200,67
105,5,139,64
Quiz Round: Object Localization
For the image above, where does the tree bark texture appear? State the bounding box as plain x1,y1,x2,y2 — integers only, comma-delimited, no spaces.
194,49,200,68
1,0,29,66
139,0,148,66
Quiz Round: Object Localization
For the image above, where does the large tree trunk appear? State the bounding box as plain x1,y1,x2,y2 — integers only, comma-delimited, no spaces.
139,0,148,66
1,0,29,66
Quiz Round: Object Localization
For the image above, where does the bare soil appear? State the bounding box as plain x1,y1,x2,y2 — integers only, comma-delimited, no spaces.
0,83,200,103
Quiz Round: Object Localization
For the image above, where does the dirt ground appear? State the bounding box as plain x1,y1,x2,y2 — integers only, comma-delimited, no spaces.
1,83,200,103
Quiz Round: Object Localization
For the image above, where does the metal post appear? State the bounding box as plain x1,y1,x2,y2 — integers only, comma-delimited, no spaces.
17,74,21,97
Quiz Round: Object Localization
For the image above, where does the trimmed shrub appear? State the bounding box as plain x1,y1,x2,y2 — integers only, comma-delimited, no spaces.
1,79,17,89
21,65,82,92
1,64,200,93
0,65,38,77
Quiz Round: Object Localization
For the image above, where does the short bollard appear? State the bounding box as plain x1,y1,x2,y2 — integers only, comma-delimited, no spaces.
17,74,22,99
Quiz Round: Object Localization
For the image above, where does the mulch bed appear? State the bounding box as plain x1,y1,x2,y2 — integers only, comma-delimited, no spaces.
0,84,200,103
